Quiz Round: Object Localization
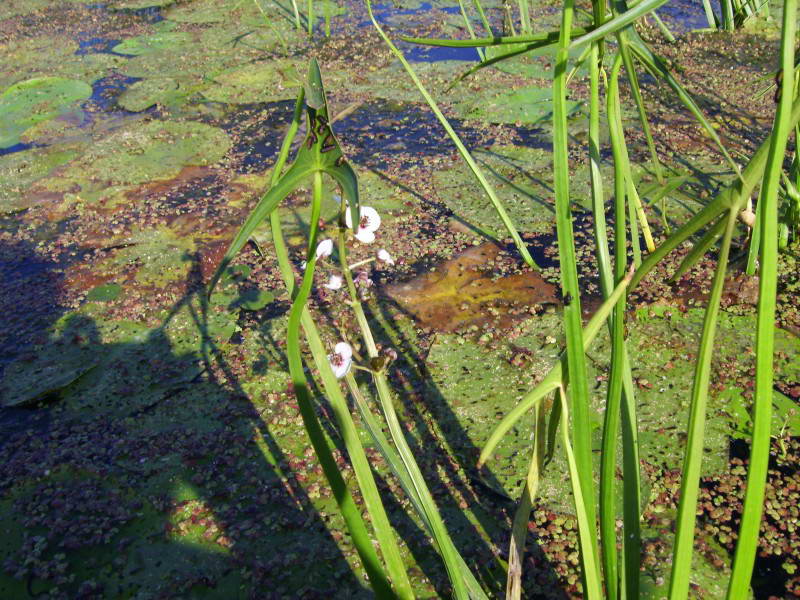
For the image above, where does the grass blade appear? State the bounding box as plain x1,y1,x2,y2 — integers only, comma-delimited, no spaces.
726,0,798,595
667,209,738,599
670,216,726,282
556,385,603,599
552,0,601,591
568,0,669,49
505,401,547,600
599,53,626,599
366,0,540,270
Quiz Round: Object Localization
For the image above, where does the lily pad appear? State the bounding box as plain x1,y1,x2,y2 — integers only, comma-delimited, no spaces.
431,144,556,236
0,145,84,213
165,0,233,22
386,242,558,332
0,0,88,19
453,85,583,125
112,31,193,56
0,38,122,90
62,120,231,186
0,77,92,148
117,77,182,111
201,60,303,104
233,289,275,311
87,283,123,302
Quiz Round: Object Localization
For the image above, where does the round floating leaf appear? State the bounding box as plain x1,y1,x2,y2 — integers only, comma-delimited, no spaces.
64,120,231,185
431,144,556,235
112,31,193,55
0,77,92,148
201,60,303,104
0,0,88,19
0,145,84,213
233,289,275,311
109,0,176,9
117,78,181,112
165,0,230,22
86,283,122,302
453,85,583,124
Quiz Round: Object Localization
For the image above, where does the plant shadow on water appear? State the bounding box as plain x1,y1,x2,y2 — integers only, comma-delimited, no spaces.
0,246,375,598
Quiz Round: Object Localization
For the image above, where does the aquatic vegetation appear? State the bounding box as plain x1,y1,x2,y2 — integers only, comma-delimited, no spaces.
1,0,799,597
0,77,91,148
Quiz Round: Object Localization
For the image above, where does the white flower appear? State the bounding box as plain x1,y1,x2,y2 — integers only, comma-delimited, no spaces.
328,342,353,379
324,274,343,290
345,206,381,244
315,238,333,259
377,249,395,265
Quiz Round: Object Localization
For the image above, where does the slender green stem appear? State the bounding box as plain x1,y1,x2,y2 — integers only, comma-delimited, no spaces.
667,209,738,600
556,385,603,599
651,10,676,42
614,22,665,187
457,0,486,60
337,226,470,600
701,0,718,29
307,0,314,36
517,0,531,33
505,401,547,600
472,0,494,35
325,0,331,36
366,0,539,270
600,53,627,600
553,0,601,592
346,371,490,600
283,172,395,599
727,0,798,595
745,185,763,275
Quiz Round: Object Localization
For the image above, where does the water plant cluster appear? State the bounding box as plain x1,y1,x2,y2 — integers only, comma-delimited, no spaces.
1,0,800,598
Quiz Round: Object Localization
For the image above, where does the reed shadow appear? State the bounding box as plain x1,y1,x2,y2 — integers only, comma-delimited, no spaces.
0,247,371,599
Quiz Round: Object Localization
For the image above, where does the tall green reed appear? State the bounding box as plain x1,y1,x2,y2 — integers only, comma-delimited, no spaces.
213,0,797,596
393,0,797,597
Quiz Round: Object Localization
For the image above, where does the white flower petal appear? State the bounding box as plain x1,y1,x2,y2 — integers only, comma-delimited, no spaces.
315,238,333,259
377,249,395,265
355,230,376,244
359,206,381,233
334,342,352,360
324,274,343,290
332,358,352,378
328,342,353,379
344,205,355,229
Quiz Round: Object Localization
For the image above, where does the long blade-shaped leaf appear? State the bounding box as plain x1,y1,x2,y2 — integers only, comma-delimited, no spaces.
568,0,669,49
626,35,742,180
552,0,601,592
400,29,590,47
667,208,738,600
726,0,798,595
366,0,539,270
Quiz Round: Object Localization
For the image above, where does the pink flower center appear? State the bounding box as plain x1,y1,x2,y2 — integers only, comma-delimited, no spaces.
331,354,344,367
359,215,370,229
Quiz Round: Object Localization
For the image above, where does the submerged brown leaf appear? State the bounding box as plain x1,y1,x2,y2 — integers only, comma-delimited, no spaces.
385,242,558,332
